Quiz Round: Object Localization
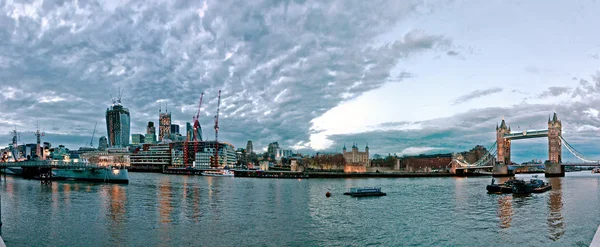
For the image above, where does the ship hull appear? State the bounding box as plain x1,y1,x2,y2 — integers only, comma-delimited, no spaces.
54,168,129,184
0,167,23,176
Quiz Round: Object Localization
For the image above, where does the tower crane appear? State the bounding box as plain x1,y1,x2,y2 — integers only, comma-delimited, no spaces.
185,93,204,167
90,122,97,148
212,90,221,167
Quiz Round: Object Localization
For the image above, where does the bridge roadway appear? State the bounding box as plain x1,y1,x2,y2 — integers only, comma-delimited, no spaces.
0,161,109,169
503,129,548,140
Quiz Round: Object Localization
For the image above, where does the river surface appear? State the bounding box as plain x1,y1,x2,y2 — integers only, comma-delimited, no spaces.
0,171,599,246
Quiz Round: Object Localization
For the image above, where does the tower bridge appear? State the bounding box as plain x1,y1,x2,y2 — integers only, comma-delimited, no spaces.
451,112,600,177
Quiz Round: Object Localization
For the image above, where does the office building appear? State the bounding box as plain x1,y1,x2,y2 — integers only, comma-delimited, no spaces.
246,140,253,154
131,134,145,145
105,98,130,147
159,109,171,142
98,136,108,150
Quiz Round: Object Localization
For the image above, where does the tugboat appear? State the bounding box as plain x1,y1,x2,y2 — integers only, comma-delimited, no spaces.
486,178,519,193
486,176,551,194
343,187,386,197
529,175,552,193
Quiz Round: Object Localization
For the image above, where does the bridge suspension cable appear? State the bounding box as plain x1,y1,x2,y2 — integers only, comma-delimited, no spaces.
559,136,599,163
454,141,498,168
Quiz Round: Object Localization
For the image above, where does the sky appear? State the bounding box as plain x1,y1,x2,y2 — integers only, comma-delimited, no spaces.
1,0,600,163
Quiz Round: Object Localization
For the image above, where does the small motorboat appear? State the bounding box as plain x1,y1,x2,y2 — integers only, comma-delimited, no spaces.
344,187,386,197
201,169,234,177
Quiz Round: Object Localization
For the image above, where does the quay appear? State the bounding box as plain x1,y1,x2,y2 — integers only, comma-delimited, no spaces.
162,168,492,178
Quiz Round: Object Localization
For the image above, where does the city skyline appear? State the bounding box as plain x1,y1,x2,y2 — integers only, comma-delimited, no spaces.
1,1,600,162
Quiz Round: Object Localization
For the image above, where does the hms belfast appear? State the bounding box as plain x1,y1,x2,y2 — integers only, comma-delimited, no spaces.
0,100,129,184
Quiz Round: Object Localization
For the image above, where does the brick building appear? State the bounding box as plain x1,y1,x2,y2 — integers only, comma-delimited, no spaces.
399,153,453,172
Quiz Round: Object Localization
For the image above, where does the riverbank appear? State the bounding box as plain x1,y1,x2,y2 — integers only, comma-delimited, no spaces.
233,170,489,178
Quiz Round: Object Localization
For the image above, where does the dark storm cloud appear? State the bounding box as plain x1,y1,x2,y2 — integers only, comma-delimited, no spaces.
452,87,503,105
0,0,451,150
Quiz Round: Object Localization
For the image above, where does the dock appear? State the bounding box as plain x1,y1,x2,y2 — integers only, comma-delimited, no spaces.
234,170,309,179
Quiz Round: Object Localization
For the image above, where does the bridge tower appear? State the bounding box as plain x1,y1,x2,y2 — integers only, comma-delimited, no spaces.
546,112,564,177
496,118,511,165
494,118,513,176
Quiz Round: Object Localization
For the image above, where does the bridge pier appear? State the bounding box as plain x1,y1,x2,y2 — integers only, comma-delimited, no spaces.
493,164,514,177
545,163,564,177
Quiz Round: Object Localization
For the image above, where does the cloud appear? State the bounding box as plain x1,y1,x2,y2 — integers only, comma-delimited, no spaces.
446,50,459,56
539,86,572,98
452,87,503,105
397,147,443,156
0,0,451,151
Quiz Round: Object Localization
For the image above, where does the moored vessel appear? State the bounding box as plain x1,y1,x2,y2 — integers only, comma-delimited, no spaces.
201,169,234,177
343,187,386,197
53,166,129,184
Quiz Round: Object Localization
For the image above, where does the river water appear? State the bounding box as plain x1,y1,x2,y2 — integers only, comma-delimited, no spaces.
0,171,599,246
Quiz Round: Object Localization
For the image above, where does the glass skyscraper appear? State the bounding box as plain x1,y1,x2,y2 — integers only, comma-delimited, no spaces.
106,101,130,147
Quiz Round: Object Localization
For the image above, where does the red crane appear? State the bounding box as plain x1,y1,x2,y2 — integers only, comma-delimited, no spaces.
193,93,204,155
212,90,221,167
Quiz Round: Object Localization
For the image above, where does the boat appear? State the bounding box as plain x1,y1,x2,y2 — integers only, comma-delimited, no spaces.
53,166,129,184
201,169,234,177
592,168,600,173
529,175,552,193
511,179,534,194
486,178,518,193
343,187,386,197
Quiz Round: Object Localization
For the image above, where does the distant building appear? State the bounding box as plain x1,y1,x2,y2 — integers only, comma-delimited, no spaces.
342,143,369,173
170,124,180,135
267,142,279,157
275,149,293,161
98,136,108,150
131,134,145,145
145,122,156,144
105,99,130,147
195,141,237,168
159,109,171,141
399,153,452,172
186,122,193,142
130,144,171,172
246,140,253,154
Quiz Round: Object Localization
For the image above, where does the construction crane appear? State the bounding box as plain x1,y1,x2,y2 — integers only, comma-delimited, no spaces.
193,93,204,145
89,122,97,148
184,93,204,167
212,90,221,167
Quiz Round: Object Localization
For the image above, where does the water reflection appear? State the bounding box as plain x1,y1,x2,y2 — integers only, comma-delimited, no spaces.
158,178,173,223
497,195,513,229
547,178,564,241
158,178,174,245
106,185,127,243
63,184,71,205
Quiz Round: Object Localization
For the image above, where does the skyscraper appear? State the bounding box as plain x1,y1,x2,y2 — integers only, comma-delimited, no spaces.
98,136,108,150
146,121,156,144
170,124,180,135
186,122,193,142
159,108,171,141
246,140,253,154
105,98,130,147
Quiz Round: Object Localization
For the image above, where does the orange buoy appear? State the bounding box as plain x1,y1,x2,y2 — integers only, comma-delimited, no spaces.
326,192,331,197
